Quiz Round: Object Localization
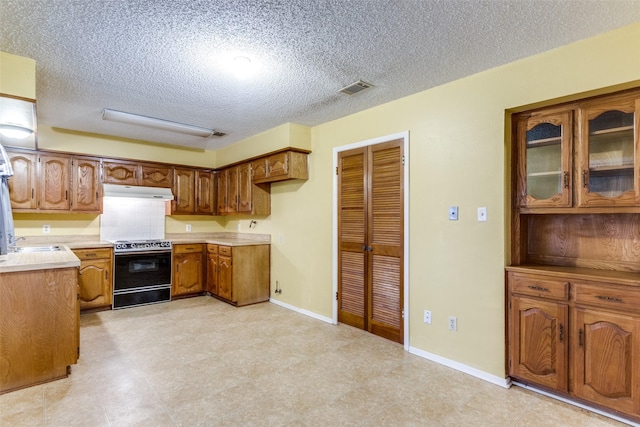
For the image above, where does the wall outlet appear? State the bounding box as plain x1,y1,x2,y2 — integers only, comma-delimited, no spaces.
423,310,432,324
42,224,50,234
448,316,457,331
186,224,192,232
448,206,458,221
477,207,487,222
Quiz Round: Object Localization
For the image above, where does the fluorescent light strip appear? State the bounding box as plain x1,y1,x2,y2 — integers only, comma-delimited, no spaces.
102,108,215,138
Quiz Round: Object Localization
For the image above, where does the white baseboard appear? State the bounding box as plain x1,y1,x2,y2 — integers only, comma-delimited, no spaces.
269,298,335,324
408,346,512,389
512,382,639,427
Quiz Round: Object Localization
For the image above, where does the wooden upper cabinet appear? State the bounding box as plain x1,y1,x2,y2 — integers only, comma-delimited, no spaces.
577,94,640,207
217,169,228,215
252,150,309,184
195,170,215,214
8,150,37,209
103,160,138,185
172,167,196,214
103,160,173,188
217,164,270,216
71,156,101,212
237,163,252,213
140,164,173,188
39,154,70,210
516,109,573,208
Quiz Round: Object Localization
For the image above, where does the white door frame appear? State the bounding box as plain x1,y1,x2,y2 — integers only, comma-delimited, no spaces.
332,131,410,350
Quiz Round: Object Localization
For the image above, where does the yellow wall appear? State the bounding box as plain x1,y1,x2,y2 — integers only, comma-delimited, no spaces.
5,22,640,379
216,122,311,166
223,22,640,377
0,52,36,99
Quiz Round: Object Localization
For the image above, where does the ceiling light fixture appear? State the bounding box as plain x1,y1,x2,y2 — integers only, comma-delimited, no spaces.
102,109,226,138
0,96,37,141
0,124,33,139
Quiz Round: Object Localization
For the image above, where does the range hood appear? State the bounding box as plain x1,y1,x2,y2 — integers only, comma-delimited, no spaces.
103,184,174,200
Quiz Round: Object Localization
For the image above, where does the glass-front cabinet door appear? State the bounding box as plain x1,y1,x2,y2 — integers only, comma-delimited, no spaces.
517,110,573,208
578,95,639,207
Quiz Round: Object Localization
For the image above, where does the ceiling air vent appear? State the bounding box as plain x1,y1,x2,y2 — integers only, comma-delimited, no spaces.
339,80,373,95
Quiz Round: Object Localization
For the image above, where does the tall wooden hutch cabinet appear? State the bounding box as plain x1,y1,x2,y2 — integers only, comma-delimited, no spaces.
507,88,640,422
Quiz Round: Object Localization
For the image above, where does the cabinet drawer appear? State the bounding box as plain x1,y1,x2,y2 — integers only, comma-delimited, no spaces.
174,244,204,254
207,244,218,254
219,246,232,256
73,248,112,260
573,282,640,314
509,273,569,301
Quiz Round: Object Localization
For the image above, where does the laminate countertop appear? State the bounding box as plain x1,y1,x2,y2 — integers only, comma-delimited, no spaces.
6,233,271,254
0,245,80,273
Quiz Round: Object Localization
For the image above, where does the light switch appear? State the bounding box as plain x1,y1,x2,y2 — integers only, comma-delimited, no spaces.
478,207,487,222
449,206,458,221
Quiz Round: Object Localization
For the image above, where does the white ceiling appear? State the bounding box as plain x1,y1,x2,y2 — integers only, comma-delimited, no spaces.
1,0,640,151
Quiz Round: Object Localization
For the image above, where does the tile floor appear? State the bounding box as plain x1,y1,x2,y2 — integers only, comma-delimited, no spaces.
0,296,633,426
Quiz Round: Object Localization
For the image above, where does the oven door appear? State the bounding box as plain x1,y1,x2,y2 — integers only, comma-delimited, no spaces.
114,251,171,291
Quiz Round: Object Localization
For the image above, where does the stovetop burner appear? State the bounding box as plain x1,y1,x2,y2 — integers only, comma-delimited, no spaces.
113,239,172,253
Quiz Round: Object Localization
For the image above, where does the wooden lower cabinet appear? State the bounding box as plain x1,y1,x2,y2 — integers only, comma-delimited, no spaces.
507,270,640,421
74,247,113,311
172,244,204,297
509,295,568,391
0,267,78,394
206,244,270,306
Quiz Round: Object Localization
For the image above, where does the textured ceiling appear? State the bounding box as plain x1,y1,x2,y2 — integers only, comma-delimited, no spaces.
1,0,640,151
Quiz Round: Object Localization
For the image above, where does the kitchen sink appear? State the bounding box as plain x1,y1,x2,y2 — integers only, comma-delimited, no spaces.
11,246,62,253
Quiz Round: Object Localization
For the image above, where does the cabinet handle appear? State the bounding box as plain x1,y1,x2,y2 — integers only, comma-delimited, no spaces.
527,285,549,292
578,329,584,348
65,190,68,200
558,324,564,342
563,171,569,189
96,191,99,200
31,188,34,199
105,269,108,280
582,170,588,188
85,253,97,257
368,246,373,252
595,295,623,303
362,245,366,251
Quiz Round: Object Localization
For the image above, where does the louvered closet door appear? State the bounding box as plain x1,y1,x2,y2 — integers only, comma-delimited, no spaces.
338,147,367,329
367,140,404,343
337,139,404,344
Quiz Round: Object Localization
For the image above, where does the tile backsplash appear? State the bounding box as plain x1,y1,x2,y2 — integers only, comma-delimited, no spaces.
100,198,167,242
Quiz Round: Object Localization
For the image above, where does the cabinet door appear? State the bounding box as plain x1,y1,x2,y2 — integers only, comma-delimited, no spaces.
206,252,218,295
237,163,252,213
509,295,568,391
218,255,232,301
173,168,195,214
39,154,70,210
7,151,37,209
573,307,640,415
173,253,203,296
71,157,101,212
103,161,139,185
517,110,572,208
577,95,639,207
217,169,228,215
195,170,215,214
140,164,173,188
78,259,112,310
267,152,289,178
227,167,239,214
252,158,268,182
